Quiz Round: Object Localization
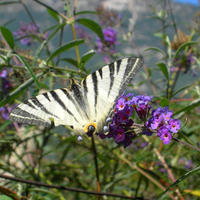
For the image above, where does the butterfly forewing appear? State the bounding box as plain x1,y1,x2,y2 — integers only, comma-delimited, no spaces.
80,57,143,133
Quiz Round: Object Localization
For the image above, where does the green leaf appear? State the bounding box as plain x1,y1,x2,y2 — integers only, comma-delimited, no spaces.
0,26,14,49
162,166,200,196
57,58,78,67
46,39,84,63
29,188,59,196
75,11,99,16
0,195,12,200
144,47,166,57
13,54,41,89
3,19,16,27
79,50,96,70
76,18,105,42
160,97,169,107
32,40,47,66
172,41,198,62
172,84,192,97
0,73,43,107
47,8,59,22
156,62,169,79
0,120,12,131
174,98,200,118
46,23,66,42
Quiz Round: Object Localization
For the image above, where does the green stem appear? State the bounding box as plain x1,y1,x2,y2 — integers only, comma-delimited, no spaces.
91,135,101,200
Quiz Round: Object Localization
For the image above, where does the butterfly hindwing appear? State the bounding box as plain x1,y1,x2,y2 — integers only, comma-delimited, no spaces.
8,88,86,129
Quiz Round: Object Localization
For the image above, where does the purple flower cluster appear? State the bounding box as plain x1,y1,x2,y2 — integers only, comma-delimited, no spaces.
13,22,49,46
0,106,10,121
0,68,12,94
96,6,122,27
75,25,91,41
0,68,16,123
106,93,135,148
171,53,197,77
145,107,181,145
96,93,153,148
131,95,153,122
96,27,120,55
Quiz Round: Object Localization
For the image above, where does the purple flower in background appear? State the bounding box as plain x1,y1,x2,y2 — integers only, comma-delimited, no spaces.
2,79,12,94
171,53,197,76
13,22,48,46
96,6,122,27
104,55,110,64
75,25,91,41
0,104,17,121
96,27,120,54
0,69,7,78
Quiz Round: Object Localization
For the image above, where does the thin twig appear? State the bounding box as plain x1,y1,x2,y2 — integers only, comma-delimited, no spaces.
0,174,150,200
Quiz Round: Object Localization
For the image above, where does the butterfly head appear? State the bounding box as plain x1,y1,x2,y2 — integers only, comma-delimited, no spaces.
84,122,97,133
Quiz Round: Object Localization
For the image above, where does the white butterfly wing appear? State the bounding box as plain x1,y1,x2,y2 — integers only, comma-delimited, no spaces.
81,57,143,133
8,88,87,130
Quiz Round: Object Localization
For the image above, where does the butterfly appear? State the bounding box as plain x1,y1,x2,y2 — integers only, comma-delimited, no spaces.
8,57,143,139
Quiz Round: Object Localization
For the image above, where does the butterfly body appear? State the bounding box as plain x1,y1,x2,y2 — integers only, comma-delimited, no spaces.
9,57,143,135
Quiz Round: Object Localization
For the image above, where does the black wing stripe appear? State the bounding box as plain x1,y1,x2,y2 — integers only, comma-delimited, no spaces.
82,79,88,97
49,90,79,123
116,59,121,74
43,93,51,102
31,97,56,116
98,68,103,79
61,88,89,120
24,100,37,109
108,63,115,98
91,72,98,112
8,107,51,127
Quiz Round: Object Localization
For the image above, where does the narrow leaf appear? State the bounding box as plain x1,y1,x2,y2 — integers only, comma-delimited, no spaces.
57,58,78,67
46,39,84,63
13,54,41,89
174,98,200,118
75,11,99,16
172,84,192,97
46,23,66,42
162,166,200,196
0,26,14,49
156,62,169,79
32,40,47,66
144,47,166,56
79,50,96,69
76,18,105,42
0,73,43,107
47,8,59,22
172,41,198,62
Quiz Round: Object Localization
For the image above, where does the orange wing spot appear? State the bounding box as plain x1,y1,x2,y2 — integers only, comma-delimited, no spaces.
83,123,97,133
